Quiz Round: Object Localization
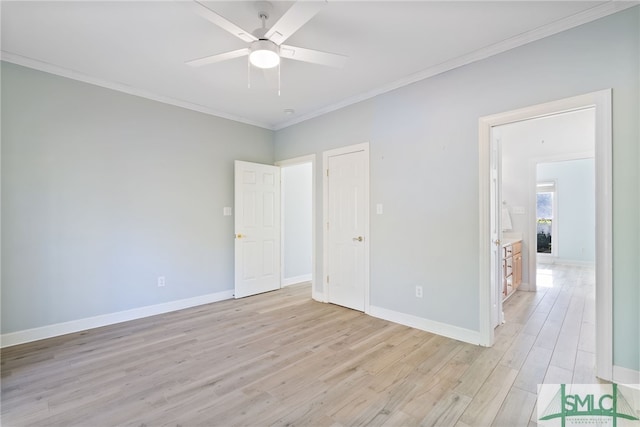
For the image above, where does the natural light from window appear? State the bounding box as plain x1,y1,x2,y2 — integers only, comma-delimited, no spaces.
537,267,555,288
537,182,555,255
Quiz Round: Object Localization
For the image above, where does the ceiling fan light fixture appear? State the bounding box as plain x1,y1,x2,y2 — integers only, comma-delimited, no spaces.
249,40,280,69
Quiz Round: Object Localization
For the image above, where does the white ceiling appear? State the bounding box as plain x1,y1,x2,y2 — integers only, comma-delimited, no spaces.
1,1,630,130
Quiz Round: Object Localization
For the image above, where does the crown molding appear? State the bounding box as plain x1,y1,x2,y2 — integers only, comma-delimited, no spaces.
273,1,638,130
0,51,276,131
2,2,637,132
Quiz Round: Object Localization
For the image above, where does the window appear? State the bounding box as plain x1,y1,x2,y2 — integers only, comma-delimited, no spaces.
536,182,555,254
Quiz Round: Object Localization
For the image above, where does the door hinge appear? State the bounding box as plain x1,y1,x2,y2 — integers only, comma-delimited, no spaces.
327,275,330,283
326,169,329,177
327,221,330,230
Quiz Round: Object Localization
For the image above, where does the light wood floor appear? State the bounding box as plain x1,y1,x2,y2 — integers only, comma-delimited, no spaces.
1,265,598,426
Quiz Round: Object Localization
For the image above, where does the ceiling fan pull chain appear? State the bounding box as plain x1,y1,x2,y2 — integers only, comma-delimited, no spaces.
278,62,281,96
247,57,251,89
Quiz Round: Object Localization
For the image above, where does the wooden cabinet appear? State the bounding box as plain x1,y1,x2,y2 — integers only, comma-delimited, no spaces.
503,240,522,300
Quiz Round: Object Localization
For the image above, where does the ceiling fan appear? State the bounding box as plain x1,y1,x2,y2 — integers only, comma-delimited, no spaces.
186,0,348,77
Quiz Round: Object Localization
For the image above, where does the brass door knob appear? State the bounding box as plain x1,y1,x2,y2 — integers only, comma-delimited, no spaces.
353,236,364,242
236,233,244,239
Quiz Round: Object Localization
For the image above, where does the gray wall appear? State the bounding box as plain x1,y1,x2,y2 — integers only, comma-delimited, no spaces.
538,159,596,263
275,7,639,371
282,163,312,281
1,62,274,333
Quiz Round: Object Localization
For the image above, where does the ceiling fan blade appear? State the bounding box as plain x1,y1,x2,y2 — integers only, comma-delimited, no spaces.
186,48,249,67
264,1,326,45
191,1,257,43
280,45,347,68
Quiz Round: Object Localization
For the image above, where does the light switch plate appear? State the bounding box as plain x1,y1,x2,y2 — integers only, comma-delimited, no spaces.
512,206,525,215
376,204,383,215
223,207,232,216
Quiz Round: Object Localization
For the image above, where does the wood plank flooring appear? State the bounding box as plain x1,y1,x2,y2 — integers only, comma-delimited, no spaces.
1,265,599,426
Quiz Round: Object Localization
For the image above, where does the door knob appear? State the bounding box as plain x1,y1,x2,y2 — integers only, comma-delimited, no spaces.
493,239,501,246
236,233,244,239
353,236,364,242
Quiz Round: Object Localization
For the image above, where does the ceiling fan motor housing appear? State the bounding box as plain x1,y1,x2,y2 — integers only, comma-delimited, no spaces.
249,39,280,68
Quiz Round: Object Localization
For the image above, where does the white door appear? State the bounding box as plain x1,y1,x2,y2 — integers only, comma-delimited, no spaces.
234,161,281,298
326,149,368,311
490,132,503,327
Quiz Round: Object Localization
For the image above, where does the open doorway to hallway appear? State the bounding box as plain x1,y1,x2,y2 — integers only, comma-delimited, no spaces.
479,89,611,380
498,107,595,291
497,108,597,379
277,156,315,297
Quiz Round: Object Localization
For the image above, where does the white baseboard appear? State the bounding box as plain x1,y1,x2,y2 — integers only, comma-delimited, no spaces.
538,257,595,267
368,305,482,345
613,364,640,385
516,282,532,292
0,290,234,348
554,258,596,267
282,274,312,287
311,289,325,303
613,366,640,413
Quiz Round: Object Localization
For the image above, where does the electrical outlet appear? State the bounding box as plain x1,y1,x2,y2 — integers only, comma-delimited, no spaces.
415,285,423,298
158,276,165,287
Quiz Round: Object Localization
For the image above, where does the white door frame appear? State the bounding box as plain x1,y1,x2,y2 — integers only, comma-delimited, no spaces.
489,132,503,328
478,90,613,381
322,142,370,312
275,155,317,298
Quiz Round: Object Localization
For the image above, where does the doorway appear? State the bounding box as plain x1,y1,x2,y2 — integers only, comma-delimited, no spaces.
234,156,316,299
322,143,370,312
276,155,316,297
478,90,612,380
498,108,595,290
536,158,595,267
